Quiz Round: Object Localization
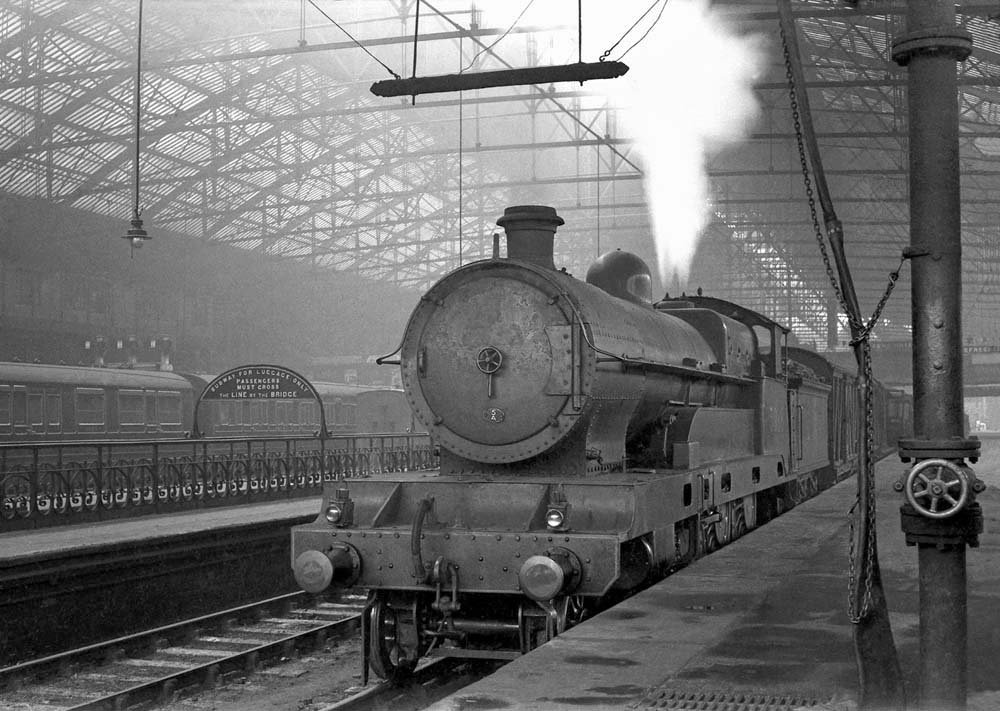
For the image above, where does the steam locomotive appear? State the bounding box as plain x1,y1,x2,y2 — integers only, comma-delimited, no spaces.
290,205,909,681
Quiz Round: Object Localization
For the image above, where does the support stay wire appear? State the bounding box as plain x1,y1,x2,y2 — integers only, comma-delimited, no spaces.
306,0,400,78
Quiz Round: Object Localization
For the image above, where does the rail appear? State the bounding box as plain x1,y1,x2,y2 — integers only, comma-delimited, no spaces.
0,433,435,531
0,592,366,710
320,658,491,711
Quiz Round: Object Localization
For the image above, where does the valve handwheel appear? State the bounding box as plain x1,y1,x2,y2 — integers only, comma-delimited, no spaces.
904,458,969,519
476,346,503,374
476,346,503,398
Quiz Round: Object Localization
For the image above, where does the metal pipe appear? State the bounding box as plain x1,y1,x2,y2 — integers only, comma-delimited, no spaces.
898,5,969,444
448,618,519,633
919,543,968,708
892,2,972,709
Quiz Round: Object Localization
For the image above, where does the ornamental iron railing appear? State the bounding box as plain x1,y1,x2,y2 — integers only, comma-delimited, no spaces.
0,433,435,531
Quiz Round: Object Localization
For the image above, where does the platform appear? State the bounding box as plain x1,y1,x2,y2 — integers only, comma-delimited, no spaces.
0,499,322,665
0,498,319,563
428,448,1000,710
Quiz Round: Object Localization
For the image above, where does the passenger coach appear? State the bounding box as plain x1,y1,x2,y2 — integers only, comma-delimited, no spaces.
0,362,423,441
0,362,193,440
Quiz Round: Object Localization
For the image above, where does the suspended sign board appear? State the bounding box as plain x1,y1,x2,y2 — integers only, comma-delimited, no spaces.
201,365,314,400
192,364,327,438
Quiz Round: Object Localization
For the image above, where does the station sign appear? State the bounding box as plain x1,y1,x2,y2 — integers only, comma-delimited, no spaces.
192,364,327,438
965,345,1000,356
201,365,314,400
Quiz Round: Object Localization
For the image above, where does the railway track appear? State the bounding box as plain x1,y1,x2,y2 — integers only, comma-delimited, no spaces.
318,658,501,711
0,591,365,711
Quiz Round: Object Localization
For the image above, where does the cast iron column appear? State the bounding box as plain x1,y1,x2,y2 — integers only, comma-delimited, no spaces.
892,3,976,710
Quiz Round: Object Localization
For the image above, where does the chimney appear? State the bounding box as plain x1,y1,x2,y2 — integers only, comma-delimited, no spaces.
496,205,564,270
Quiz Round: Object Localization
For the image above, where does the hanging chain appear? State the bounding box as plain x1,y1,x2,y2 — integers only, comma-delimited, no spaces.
846,338,880,623
780,23,906,624
781,24,905,335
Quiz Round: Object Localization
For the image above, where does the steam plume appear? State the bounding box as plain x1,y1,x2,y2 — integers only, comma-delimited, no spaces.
483,0,764,286
599,0,764,285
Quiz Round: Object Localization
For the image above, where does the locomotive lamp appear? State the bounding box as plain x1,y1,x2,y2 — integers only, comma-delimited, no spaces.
545,508,566,530
324,487,354,527
324,502,344,524
545,488,571,531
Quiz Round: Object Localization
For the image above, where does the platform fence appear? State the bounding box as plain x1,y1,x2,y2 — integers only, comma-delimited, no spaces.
0,433,435,531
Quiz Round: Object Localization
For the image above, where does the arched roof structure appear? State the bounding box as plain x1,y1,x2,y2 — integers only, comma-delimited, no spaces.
4,0,1000,352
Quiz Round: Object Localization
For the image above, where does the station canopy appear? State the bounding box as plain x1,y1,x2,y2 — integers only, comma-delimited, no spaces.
4,0,1000,351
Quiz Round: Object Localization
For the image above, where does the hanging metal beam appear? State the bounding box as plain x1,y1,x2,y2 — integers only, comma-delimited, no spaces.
370,61,629,98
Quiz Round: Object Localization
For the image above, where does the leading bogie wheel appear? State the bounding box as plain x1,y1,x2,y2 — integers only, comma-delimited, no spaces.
701,518,720,554
732,507,748,539
674,519,697,567
368,597,417,682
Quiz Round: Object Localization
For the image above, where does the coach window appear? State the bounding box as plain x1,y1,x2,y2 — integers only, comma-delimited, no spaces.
13,387,27,427
157,392,182,425
119,390,146,425
46,392,61,432
145,393,157,424
76,388,106,426
28,392,43,427
0,386,11,431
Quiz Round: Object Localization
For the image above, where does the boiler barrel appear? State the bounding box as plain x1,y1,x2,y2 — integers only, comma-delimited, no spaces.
399,258,755,465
